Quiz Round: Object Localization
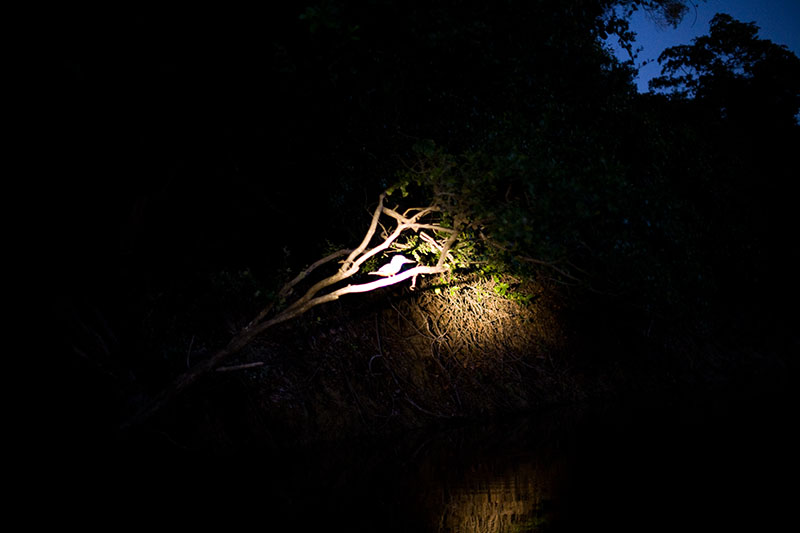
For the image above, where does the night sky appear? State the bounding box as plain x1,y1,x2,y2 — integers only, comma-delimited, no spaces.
607,0,800,92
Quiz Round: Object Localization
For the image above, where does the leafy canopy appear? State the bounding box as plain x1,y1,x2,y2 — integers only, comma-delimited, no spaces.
650,13,800,126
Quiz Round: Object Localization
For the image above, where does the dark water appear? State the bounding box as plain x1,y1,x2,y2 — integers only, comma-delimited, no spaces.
269,387,795,532
47,384,796,530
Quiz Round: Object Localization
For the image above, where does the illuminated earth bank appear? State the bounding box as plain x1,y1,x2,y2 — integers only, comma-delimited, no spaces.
135,274,792,452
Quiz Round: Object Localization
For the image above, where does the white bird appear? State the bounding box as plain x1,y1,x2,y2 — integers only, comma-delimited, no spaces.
368,255,415,277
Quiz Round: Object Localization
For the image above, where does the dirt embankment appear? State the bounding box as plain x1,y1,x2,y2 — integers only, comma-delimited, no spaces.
134,272,794,453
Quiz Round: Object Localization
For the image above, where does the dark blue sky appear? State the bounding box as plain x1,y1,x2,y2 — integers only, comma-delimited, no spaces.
607,0,800,92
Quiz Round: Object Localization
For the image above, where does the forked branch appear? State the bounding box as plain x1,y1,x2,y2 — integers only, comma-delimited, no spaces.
122,194,460,430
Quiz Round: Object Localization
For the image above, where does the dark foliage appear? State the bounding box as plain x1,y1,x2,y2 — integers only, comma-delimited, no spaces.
41,1,798,448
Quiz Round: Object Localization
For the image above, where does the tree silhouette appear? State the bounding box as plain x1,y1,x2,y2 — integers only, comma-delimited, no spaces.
650,13,800,127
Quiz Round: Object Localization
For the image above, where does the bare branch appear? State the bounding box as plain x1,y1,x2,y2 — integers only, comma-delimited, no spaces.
379,206,457,234
216,362,264,372
419,231,442,251
332,265,448,295
247,248,352,329
436,218,462,268
382,205,439,225
401,206,438,218
267,266,449,329
282,222,409,315
407,223,456,233
121,194,461,431
281,248,352,298
343,193,385,268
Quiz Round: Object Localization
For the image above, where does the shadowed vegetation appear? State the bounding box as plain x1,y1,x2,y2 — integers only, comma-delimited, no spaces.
46,0,797,452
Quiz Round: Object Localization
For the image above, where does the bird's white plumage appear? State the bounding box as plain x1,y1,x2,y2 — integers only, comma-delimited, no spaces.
369,255,415,277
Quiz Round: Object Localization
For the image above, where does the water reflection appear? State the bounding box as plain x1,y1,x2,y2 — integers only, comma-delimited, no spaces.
107,385,795,532
404,388,795,532
404,416,571,532
426,458,560,532
230,417,573,532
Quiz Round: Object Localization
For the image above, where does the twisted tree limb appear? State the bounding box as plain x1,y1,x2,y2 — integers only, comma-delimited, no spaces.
121,194,460,431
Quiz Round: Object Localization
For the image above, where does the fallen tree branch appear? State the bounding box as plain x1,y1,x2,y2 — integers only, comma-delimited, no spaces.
121,193,460,431
216,362,264,372
247,248,352,329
